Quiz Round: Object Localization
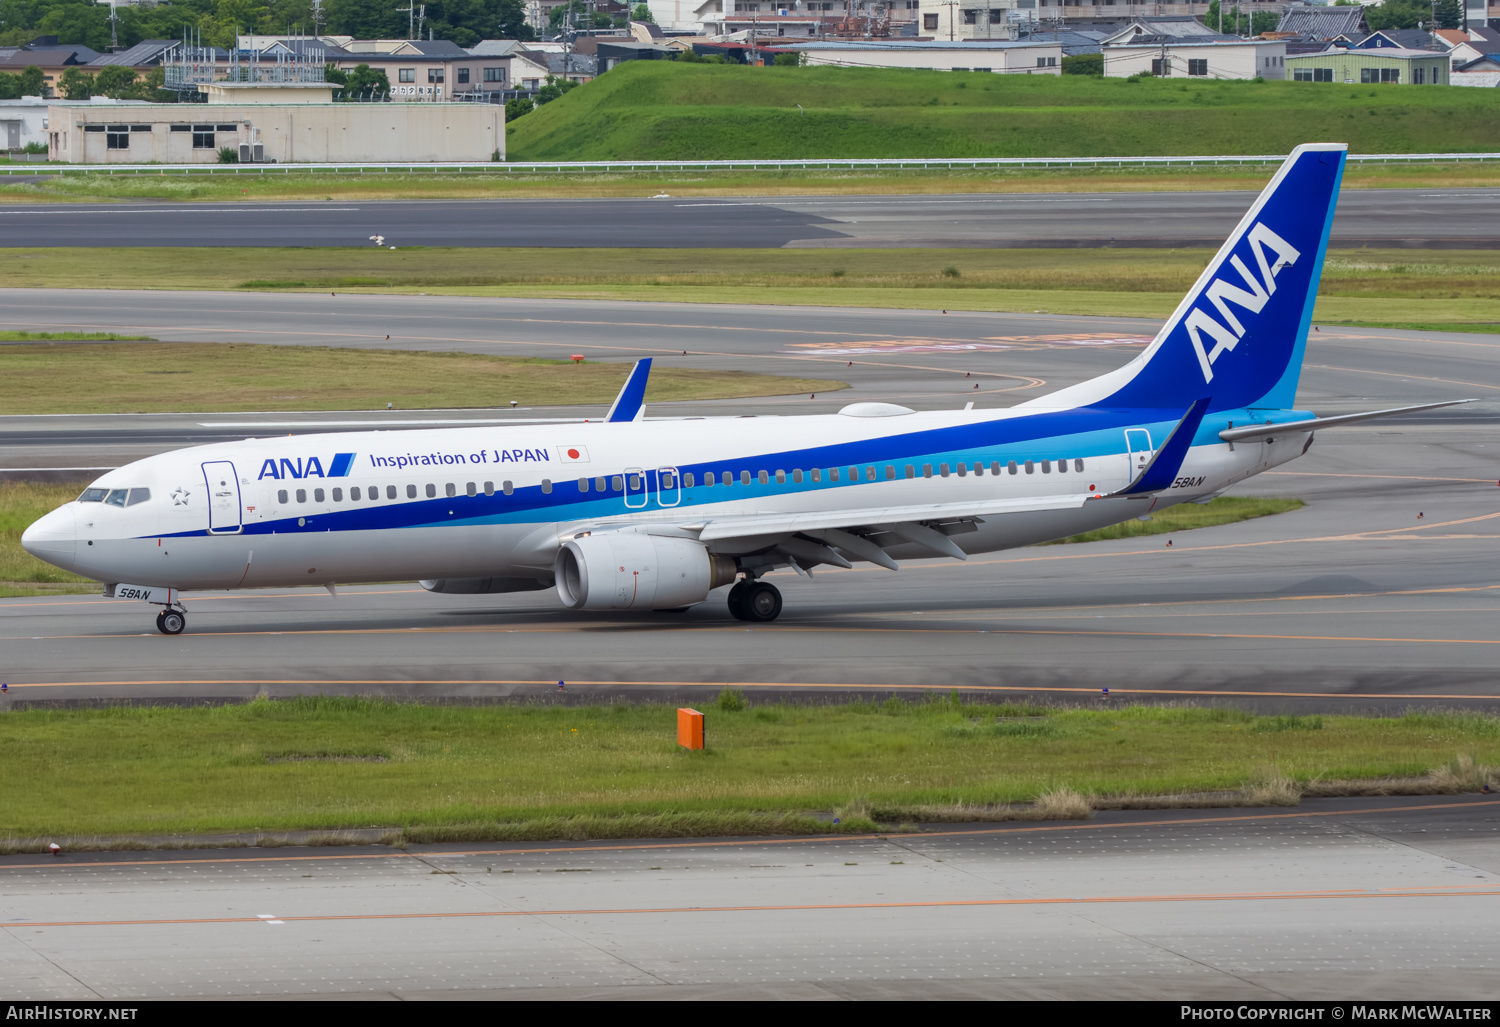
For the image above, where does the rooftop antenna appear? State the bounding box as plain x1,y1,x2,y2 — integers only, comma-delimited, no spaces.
397,0,416,39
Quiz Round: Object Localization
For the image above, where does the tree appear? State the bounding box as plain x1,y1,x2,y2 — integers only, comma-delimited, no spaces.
1201,1,1277,36
92,64,138,97
334,62,390,100
58,65,93,99
534,72,578,104
1061,52,1102,75
19,65,44,95
631,3,653,21
771,51,801,66
505,95,533,121
1367,0,1458,30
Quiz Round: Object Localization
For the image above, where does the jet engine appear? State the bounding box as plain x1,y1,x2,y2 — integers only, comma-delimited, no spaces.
555,533,737,611
420,577,552,594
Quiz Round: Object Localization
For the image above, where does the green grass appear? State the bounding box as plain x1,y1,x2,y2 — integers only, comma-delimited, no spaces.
1048,496,1304,545
1,696,1496,841
507,63,1500,161
1,247,1495,328
0,331,155,342
4,162,1500,204
0,342,842,415
0,480,94,597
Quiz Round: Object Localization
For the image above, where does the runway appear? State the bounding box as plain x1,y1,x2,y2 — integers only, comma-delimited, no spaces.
5,796,1500,999
0,289,1496,709
1,188,1497,248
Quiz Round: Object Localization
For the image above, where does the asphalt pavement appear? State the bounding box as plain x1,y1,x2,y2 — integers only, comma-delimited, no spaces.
5,796,1500,999
1,188,1496,248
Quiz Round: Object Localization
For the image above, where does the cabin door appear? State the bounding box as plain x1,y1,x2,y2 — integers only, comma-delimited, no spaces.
202,461,243,534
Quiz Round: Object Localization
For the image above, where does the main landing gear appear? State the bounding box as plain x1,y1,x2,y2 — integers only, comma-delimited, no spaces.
727,579,782,623
155,608,186,635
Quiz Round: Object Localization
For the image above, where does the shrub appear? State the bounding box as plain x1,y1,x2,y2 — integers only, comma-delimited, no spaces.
216,145,238,164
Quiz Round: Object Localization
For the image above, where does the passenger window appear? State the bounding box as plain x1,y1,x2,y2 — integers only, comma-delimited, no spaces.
332,488,343,502
973,463,983,477
541,479,552,494
662,472,676,489
127,488,151,506
314,488,325,503
79,488,107,503
386,485,397,500
466,482,477,497
775,470,785,484
1054,460,1064,474
296,488,308,503
757,470,768,485
939,464,950,478
722,471,733,486
703,473,714,488
104,489,128,507
741,471,751,485
1074,459,1084,472
611,476,623,491
426,483,436,498
629,475,641,490
445,483,456,498
830,468,840,482
406,484,417,498
905,465,915,479
504,480,515,495
957,464,967,477
578,477,590,492
848,467,859,481
485,481,495,496
992,462,1002,476
685,472,696,487
923,464,933,478
278,489,289,504
792,469,803,484
596,476,608,491
811,468,821,482
351,486,361,500
866,467,876,481
1042,461,1051,474
1009,461,1019,475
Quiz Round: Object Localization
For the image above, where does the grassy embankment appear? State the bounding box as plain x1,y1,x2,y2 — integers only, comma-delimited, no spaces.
2,64,1499,202
3,248,1494,330
507,63,1500,161
0,695,1495,848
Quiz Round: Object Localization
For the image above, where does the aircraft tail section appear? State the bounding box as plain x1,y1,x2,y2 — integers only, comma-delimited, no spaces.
1022,143,1346,415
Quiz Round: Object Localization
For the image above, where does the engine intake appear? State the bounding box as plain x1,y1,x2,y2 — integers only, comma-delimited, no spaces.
555,533,736,611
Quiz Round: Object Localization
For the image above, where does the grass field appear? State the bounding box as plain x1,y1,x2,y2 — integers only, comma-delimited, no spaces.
3,247,1494,330
2,162,1498,204
1,696,1495,845
0,480,1300,598
505,63,1500,162
0,342,839,415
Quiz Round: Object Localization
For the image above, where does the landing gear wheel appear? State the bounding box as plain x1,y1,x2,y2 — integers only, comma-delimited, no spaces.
727,580,751,621
158,609,186,635
154,611,165,633
741,581,782,623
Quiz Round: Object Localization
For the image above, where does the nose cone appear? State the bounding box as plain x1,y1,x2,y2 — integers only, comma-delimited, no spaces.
21,505,77,571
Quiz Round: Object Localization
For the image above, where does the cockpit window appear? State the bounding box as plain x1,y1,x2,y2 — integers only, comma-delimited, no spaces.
104,489,129,507
79,487,108,503
127,488,151,507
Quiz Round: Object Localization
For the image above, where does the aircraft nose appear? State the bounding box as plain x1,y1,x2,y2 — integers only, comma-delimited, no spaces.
21,505,77,570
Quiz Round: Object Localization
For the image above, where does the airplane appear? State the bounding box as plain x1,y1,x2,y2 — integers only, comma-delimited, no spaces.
21,143,1472,635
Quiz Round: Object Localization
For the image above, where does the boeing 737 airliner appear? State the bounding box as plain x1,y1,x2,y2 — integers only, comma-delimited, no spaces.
21,144,1470,634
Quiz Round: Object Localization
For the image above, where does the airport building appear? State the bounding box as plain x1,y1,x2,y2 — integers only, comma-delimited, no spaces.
1284,46,1451,84
786,39,1064,71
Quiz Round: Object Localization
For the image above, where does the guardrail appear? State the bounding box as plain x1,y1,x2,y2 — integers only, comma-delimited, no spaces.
1,153,1497,176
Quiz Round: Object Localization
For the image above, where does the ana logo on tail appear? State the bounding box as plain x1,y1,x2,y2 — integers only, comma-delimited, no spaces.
1185,223,1301,384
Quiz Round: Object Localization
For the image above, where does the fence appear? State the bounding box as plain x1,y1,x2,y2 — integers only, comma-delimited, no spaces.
1,153,1497,176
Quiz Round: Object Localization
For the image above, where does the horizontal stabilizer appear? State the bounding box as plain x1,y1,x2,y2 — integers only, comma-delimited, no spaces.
1115,397,1211,497
1219,399,1476,442
605,358,653,423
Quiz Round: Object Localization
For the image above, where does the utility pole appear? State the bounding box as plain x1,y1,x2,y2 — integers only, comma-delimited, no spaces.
940,0,958,40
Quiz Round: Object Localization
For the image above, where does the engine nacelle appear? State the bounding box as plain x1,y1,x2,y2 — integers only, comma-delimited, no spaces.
420,577,552,594
555,533,736,611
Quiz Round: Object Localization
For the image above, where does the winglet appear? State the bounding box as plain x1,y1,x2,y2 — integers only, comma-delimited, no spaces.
1115,397,1212,496
605,359,652,423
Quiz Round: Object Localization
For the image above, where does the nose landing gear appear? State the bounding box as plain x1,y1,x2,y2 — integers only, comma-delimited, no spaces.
727,579,782,622
155,608,186,635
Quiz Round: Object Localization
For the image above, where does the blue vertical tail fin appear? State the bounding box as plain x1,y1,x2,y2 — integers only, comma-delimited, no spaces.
1022,143,1346,415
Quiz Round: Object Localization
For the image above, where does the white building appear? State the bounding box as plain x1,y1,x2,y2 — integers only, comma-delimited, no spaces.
0,95,145,153
1104,38,1287,79
917,0,1037,42
788,39,1063,71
